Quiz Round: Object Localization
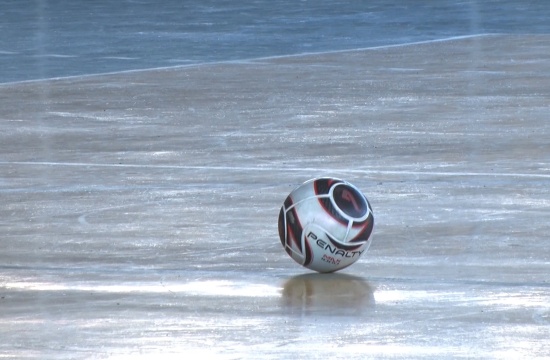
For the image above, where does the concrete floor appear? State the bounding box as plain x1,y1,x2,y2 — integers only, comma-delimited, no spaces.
1,34,549,359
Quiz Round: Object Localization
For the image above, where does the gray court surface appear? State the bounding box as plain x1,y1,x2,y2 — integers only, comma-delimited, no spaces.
1,34,549,359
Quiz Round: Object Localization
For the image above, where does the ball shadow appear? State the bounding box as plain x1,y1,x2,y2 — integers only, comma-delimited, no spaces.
281,272,375,316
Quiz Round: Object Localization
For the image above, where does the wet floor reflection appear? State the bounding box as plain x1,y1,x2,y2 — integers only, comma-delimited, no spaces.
281,273,375,316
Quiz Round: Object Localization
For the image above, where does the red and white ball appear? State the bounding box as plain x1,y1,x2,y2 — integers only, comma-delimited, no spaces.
278,177,374,273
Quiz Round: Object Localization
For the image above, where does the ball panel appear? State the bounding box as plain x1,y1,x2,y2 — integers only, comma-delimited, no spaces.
299,198,348,237
285,207,304,253
324,231,365,251
348,216,374,243
317,195,349,225
313,178,349,225
313,177,343,196
331,183,369,219
278,207,286,248
289,178,317,207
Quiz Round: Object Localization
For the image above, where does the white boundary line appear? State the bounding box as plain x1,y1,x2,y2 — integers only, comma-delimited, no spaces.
245,34,502,60
1,161,549,179
0,33,499,86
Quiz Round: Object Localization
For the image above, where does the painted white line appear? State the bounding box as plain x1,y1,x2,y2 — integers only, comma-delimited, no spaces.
0,33,499,86
101,56,140,60
3,279,280,297
247,34,501,62
33,53,78,58
1,161,549,179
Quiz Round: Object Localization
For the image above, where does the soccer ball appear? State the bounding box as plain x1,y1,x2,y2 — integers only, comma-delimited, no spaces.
278,177,374,273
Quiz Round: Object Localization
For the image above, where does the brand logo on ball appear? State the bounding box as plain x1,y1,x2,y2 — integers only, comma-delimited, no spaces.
307,230,365,259
332,184,368,219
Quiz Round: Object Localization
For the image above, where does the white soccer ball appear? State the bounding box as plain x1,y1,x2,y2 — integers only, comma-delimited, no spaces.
278,177,374,273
